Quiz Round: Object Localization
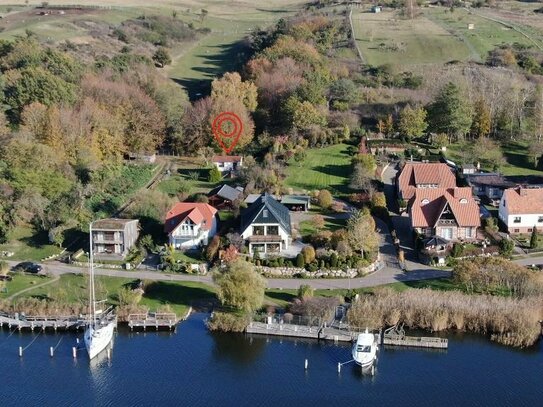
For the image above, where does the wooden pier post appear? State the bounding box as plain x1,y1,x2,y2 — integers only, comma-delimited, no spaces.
304,359,308,370
72,347,77,358
337,362,341,373
107,349,111,360
18,346,22,357
50,347,54,357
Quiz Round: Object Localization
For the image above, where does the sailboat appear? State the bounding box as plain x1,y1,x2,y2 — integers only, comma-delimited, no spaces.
84,221,115,360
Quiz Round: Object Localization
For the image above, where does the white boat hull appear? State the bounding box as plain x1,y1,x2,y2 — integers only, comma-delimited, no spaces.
85,322,115,360
352,332,378,369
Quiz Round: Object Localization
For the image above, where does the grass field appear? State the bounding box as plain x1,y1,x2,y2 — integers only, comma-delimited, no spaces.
284,143,353,195
351,7,543,68
0,226,62,261
445,141,543,177
2,273,215,315
351,9,471,67
425,7,543,61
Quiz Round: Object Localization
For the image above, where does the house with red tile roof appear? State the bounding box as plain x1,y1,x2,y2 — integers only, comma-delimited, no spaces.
409,187,480,241
398,162,457,201
212,155,243,174
498,187,543,234
164,203,218,249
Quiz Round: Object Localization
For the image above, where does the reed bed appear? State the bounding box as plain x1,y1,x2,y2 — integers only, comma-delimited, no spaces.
348,288,543,347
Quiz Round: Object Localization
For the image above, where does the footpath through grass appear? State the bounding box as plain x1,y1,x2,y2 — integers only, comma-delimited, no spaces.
2,273,215,316
284,143,352,196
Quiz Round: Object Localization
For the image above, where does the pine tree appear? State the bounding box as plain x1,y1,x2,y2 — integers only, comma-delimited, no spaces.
530,227,538,249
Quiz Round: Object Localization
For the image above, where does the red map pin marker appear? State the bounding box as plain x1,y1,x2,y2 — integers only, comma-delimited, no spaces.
212,112,243,154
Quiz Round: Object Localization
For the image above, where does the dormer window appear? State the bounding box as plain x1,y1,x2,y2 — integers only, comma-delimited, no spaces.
459,198,468,204
421,199,429,205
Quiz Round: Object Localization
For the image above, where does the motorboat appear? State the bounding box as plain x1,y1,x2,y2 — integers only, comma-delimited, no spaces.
352,329,378,369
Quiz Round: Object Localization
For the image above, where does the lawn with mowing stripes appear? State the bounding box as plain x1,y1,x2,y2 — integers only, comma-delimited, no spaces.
284,144,352,195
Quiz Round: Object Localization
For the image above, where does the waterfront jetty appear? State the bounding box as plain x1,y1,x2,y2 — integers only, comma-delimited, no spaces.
0,310,117,332
246,313,448,349
128,312,178,331
382,325,448,349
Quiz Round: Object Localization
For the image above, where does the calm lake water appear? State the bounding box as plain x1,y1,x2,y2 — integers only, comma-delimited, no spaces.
1,314,542,406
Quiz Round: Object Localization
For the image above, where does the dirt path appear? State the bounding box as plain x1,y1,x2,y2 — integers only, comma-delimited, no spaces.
7,274,60,301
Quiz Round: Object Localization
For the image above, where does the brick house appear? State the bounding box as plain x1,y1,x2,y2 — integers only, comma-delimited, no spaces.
397,162,457,201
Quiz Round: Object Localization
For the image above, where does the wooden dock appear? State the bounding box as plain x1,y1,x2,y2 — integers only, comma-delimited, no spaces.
383,333,448,349
0,311,116,332
128,312,178,331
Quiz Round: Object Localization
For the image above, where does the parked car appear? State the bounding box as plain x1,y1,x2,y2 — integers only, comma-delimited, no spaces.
12,262,43,274
0,274,13,281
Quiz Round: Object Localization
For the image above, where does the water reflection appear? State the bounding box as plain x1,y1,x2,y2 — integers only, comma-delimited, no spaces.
211,332,267,365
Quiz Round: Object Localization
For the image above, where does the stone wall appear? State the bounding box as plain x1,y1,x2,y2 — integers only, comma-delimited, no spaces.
256,260,383,279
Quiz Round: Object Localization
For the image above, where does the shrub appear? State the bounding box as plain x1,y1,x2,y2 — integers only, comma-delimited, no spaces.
317,189,333,209
207,311,250,332
297,284,314,299
301,245,316,264
530,227,538,249
208,166,222,183
206,235,221,261
296,253,305,267
330,252,338,268
451,243,464,258
499,238,514,257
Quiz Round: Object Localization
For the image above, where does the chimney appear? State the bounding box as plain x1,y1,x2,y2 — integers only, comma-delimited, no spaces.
519,188,527,197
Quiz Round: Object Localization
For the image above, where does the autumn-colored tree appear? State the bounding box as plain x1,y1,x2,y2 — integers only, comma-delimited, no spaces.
291,100,327,131
398,105,427,141
371,192,387,208
209,97,255,151
312,214,325,230
317,189,333,209
211,72,258,112
347,209,379,259
222,245,238,263
301,245,316,264
471,97,491,138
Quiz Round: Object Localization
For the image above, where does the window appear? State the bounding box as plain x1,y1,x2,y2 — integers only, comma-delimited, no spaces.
539,216,543,223
421,199,429,205
263,209,269,218
441,228,453,240
459,198,468,204
466,227,473,238
514,216,521,223
267,226,279,235
528,229,533,233
514,229,520,233
253,226,265,235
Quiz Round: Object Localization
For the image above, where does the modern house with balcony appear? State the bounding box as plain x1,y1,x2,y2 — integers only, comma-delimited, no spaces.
92,219,139,260
499,187,543,234
164,202,218,249
409,187,480,241
240,194,291,255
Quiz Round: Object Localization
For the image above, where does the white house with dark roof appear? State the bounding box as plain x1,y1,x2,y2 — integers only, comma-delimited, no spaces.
499,187,543,234
240,194,291,255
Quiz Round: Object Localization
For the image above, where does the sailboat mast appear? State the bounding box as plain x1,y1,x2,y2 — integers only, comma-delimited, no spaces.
89,221,96,328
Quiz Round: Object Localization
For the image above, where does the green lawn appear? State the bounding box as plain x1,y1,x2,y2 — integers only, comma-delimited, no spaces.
0,225,62,261
426,7,543,61
2,273,215,316
352,9,471,67
285,143,353,195
298,217,347,238
445,141,543,177
0,273,52,299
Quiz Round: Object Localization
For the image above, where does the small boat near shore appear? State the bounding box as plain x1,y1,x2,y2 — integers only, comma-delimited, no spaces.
352,329,378,369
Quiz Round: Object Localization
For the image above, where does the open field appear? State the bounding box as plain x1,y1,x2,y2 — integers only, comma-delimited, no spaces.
445,141,543,177
1,273,215,315
351,8,471,67
351,6,543,68
284,143,352,195
425,7,543,60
